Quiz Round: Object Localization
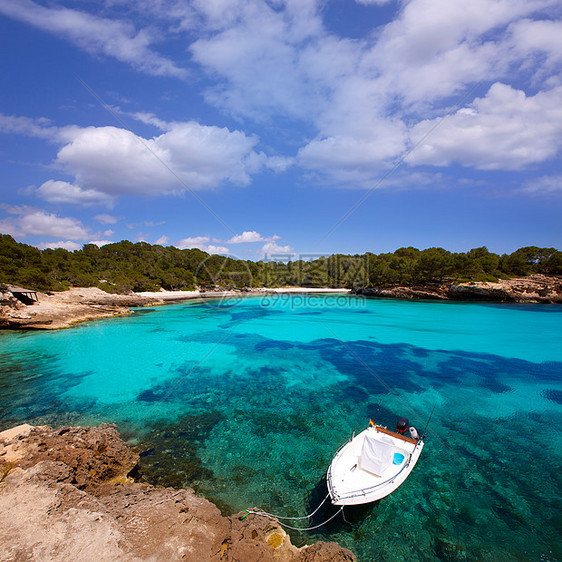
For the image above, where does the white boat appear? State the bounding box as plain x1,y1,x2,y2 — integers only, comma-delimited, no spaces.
327,419,424,506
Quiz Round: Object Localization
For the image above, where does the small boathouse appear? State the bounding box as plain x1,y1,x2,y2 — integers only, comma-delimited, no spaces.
8,286,39,305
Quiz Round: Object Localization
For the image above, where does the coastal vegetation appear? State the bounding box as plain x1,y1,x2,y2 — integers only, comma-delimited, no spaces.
0,233,560,293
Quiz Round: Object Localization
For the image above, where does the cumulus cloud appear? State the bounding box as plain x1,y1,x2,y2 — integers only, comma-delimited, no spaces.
176,235,230,254
52,122,274,196
176,235,211,249
184,0,561,185
88,240,113,247
3,0,561,198
226,230,280,243
0,0,185,77
408,83,562,170
261,241,294,256
2,113,284,202
206,244,230,255
0,210,89,239
36,180,114,207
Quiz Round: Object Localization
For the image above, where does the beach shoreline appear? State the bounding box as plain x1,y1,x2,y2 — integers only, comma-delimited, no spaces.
2,275,561,331
0,287,351,330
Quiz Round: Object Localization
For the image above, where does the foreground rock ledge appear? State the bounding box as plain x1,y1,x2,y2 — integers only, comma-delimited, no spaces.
0,424,355,562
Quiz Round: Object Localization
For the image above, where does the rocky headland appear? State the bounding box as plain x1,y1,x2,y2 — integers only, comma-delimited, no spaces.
0,423,355,561
354,274,562,303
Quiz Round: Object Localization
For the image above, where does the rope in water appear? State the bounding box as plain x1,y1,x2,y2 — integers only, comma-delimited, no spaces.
240,493,344,531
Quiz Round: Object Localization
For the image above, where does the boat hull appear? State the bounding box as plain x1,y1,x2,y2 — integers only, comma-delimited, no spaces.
327,426,424,506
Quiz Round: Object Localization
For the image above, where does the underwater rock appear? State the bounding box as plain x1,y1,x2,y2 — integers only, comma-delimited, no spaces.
0,423,355,561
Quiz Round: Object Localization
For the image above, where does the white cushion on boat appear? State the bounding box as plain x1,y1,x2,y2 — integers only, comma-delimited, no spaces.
360,435,395,476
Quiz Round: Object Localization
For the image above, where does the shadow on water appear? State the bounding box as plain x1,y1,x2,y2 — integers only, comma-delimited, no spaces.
304,475,379,535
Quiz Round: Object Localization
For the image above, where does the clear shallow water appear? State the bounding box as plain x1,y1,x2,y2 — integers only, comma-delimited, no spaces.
1,294,561,561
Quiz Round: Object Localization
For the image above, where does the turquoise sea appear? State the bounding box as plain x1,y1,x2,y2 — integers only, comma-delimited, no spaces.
1,294,561,561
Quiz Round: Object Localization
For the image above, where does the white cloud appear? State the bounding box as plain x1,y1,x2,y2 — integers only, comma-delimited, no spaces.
0,0,185,77
36,240,83,251
227,230,267,243
508,18,562,69
53,122,271,196
36,180,114,207
2,113,286,200
518,175,562,194
3,0,562,198
0,210,89,239
177,235,210,249
154,235,170,245
408,83,562,170
131,112,171,131
185,0,561,185
262,241,294,256
206,244,230,255
176,235,230,254
189,0,326,121
0,113,62,141
94,214,120,225
88,240,113,247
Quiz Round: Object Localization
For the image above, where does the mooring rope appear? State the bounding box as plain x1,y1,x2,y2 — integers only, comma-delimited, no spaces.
239,493,343,531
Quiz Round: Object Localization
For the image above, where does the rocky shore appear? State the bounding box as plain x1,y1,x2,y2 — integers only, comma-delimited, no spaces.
0,424,355,561
354,274,562,303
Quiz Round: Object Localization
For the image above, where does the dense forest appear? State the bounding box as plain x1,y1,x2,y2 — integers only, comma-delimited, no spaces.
0,234,560,293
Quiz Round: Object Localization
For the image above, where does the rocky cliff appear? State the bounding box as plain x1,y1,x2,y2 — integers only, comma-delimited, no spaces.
354,274,562,303
0,424,355,562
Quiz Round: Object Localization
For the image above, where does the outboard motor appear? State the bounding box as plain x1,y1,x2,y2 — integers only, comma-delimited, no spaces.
396,417,409,435
409,426,420,440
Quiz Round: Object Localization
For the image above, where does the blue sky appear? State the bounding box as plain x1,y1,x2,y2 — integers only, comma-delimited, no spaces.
0,0,561,260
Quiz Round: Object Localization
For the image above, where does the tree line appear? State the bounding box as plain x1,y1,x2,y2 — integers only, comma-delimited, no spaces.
0,234,560,293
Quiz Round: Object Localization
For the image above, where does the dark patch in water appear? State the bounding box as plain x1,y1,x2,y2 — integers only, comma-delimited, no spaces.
254,340,294,351
481,378,512,393
542,388,562,404
219,306,283,327
136,411,221,491
137,389,165,402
